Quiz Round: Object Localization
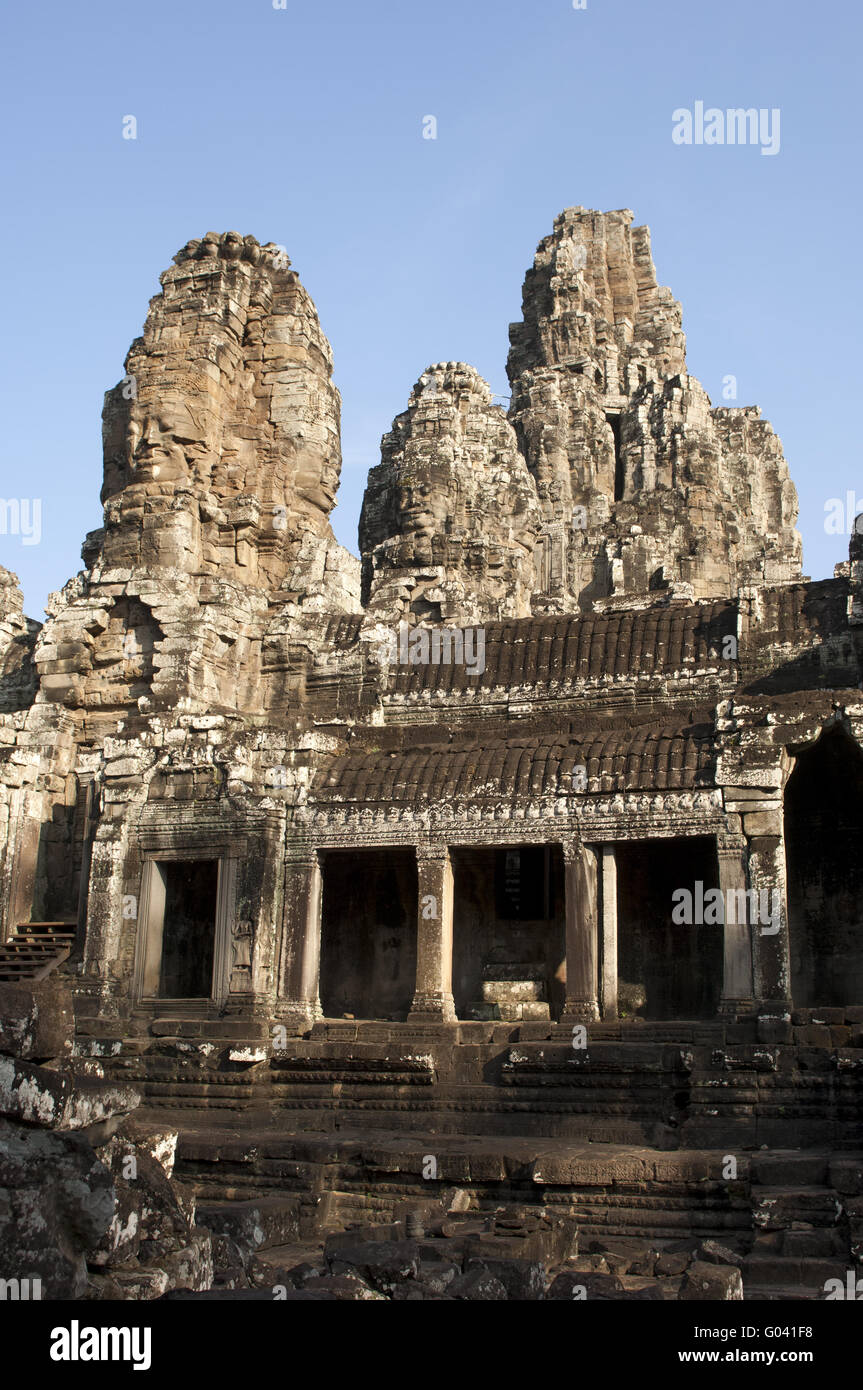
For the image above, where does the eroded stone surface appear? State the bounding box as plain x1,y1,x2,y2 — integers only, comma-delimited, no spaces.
506,209,802,610
360,363,542,623
0,210,861,1302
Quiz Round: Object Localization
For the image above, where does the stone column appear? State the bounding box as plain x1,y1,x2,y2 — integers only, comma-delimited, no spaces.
717,835,755,1016
1,792,41,938
747,816,792,1034
561,838,599,1023
409,845,456,1023
276,850,323,1033
600,844,618,1019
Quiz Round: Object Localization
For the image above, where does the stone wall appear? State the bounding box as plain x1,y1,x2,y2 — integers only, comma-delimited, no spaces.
0,208,858,1038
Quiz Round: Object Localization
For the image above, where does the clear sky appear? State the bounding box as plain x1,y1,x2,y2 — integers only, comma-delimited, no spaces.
1,0,860,617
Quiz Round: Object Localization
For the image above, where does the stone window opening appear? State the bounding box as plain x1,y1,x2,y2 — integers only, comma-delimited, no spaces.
608,413,624,502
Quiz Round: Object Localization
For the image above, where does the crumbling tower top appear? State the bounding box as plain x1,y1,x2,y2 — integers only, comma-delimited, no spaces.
505,206,802,610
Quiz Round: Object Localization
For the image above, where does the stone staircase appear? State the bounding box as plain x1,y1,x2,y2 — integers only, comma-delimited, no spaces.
742,1154,855,1300
78,1015,273,1111
88,1017,863,1148
0,921,75,983
167,1126,861,1298
682,1045,863,1149
81,1012,863,1298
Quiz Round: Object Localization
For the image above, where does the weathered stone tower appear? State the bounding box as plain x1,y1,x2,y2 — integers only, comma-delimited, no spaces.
360,362,541,623
507,208,802,609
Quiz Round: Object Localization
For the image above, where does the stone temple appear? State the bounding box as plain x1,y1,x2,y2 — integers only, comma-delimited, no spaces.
1,209,862,1301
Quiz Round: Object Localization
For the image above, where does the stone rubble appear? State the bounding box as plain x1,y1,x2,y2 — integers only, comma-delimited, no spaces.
0,973,213,1299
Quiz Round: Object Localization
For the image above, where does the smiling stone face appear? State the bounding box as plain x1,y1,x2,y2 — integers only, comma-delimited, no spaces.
127,399,216,486
396,476,437,543
95,231,347,587
360,362,542,622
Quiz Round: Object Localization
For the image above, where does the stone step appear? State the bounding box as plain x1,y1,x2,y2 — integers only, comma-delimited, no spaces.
750,1153,832,1186
780,1228,847,1258
195,1196,302,1255
744,1287,817,1301
742,1255,849,1293
752,1187,842,1229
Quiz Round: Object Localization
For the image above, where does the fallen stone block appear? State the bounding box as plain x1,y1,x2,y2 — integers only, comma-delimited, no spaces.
328,1239,421,1293
655,1249,691,1277
464,1255,546,1300
117,1119,178,1178
92,1137,195,1267
679,1261,743,1301
416,1259,460,1294
89,1268,171,1301
211,1233,247,1275
302,1274,384,1301
546,1271,625,1300
0,1056,139,1130
194,1196,300,1259
449,1267,508,1300
696,1239,743,1268
628,1249,658,1277
0,1118,114,1299
0,978,74,1061
156,1228,213,1294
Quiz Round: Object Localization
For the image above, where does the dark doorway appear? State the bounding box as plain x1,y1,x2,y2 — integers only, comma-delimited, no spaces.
319,849,417,1020
452,845,566,1021
158,860,218,998
616,837,722,1019
785,728,863,1007
608,414,624,501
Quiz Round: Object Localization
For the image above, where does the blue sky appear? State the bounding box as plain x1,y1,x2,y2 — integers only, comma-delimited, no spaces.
1,0,860,616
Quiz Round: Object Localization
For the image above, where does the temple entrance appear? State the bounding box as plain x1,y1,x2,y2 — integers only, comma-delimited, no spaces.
451,845,566,1021
319,849,417,1020
157,860,218,998
134,857,230,1004
785,727,863,1007
615,837,722,1019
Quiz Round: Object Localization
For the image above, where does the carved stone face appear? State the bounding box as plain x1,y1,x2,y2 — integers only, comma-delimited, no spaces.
127,399,215,486
397,476,437,538
292,447,340,523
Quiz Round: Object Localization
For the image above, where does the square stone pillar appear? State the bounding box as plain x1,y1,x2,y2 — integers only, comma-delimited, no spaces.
276,850,323,1033
409,845,456,1023
561,839,599,1024
600,844,618,1019
2,793,41,939
717,836,755,1016
748,820,792,1022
